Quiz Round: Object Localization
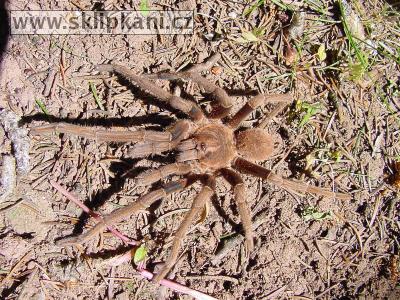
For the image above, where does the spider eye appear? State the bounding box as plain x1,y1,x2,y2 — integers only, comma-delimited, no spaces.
200,143,206,151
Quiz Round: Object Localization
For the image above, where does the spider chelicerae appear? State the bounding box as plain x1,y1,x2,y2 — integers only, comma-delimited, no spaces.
31,54,350,281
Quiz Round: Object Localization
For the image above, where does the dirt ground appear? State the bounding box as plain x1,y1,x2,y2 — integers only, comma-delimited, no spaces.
1,0,400,299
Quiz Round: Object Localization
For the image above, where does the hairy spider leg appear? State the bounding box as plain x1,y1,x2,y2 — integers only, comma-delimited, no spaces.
57,178,194,246
31,122,173,143
232,157,351,200
97,64,205,122
221,168,254,251
136,163,193,186
129,120,193,158
146,53,233,119
226,93,293,129
154,175,216,282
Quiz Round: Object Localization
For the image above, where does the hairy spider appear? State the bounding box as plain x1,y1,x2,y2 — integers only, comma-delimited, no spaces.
31,54,350,282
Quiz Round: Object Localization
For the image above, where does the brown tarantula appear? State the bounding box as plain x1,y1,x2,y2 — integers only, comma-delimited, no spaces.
31,54,350,282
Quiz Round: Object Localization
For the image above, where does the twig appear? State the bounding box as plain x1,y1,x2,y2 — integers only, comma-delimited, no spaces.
43,69,57,97
261,284,288,300
369,193,383,228
333,211,364,257
1,250,33,286
185,274,239,285
315,282,342,299
108,266,115,300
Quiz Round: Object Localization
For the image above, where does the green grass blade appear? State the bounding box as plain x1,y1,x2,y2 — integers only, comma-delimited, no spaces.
89,82,105,110
338,0,368,69
35,98,49,115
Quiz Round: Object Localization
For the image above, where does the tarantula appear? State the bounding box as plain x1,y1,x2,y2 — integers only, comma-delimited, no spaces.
31,54,350,282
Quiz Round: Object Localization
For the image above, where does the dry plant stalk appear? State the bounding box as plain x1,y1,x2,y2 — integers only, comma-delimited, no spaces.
31,53,351,282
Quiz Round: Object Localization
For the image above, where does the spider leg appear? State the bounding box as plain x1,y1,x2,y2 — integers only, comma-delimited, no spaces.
226,93,293,129
232,157,351,200
155,71,232,119
129,141,174,158
186,53,221,73
182,72,233,119
154,175,216,282
173,138,200,162
129,120,193,158
136,163,193,186
221,168,254,251
57,178,193,246
97,64,205,122
30,122,173,143
146,54,232,119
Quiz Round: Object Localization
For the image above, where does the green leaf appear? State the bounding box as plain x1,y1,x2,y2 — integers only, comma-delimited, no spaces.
330,150,342,162
140,0,150,17
295,102,323,128
348,62,365,81
244,0,265,16
236,31,259,43
317,44,327,61
338,0,369,77
252,27,265,37
133,245,147,264
301,207,332,222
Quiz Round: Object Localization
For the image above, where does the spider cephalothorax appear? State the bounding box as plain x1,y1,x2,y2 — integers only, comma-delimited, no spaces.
178,123,237,171
31,54,351,282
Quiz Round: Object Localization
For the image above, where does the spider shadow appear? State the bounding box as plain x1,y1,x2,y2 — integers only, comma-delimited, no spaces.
279,130,316,177
211,195,241,231
85,243,134,260
20,111,175,128
21,112,181,241
1,273,30,299
63,153,179,240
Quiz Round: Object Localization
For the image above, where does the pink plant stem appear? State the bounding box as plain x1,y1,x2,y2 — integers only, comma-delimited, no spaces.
105,251,217,300
50,180,136,245
138,269,218,300
51,181,215,299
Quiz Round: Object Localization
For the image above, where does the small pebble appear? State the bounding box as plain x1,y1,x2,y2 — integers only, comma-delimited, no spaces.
228,11,237,19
